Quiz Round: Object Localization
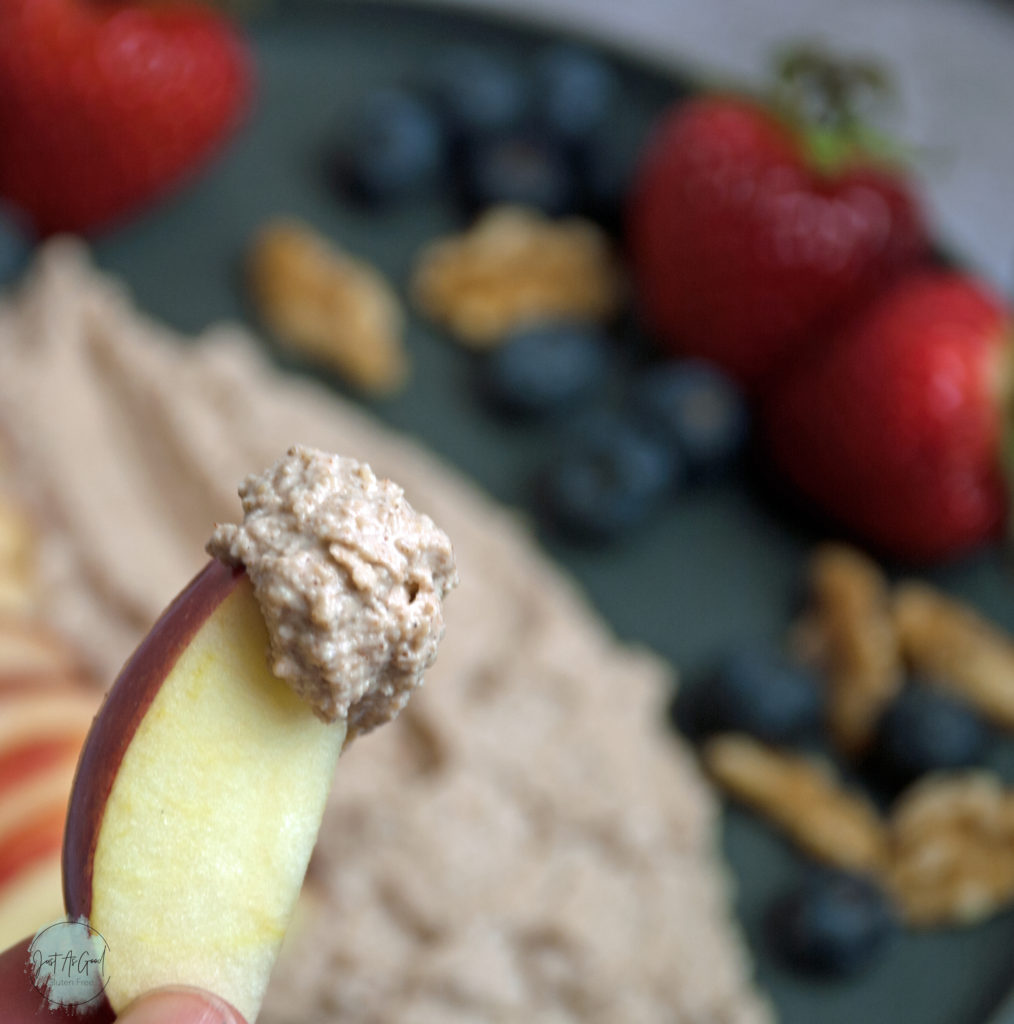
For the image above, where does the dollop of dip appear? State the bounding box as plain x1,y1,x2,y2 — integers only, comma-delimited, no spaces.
207,445,457,738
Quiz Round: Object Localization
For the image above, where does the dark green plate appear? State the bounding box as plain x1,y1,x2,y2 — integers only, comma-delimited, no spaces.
89,2,1014,1020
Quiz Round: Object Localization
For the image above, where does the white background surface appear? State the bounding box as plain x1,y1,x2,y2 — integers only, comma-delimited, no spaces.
389,0,1014,295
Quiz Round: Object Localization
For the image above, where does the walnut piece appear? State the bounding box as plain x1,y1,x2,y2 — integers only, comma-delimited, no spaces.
894,581,1014,728
702,733,888,874
886,772,1014,927
411,205,624,347
247,218,408,395
704,549,1014,932
795,544,903,755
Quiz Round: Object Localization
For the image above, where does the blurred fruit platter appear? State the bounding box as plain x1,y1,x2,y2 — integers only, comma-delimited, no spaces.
3,0,1014,1022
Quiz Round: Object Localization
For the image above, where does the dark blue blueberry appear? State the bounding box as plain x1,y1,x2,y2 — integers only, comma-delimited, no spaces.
537,410,679,543
422,48,527,142
870,685,989,789
680,646,822,744
336,88,443,206
631,359,750,480
0,201,34,284
574,131,637,233
768,869,898,978
532,44,617,144
457,130,578,217
479,321,611,418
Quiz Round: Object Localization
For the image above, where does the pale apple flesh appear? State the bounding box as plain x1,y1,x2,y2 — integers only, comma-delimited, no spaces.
0,856,66,958
1,804,66,891
62,559,346,1022
0,687,96,951
0,691,97,781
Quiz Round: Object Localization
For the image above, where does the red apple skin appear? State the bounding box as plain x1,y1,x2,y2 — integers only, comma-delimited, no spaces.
0,739,87,795
0,807,66,891
62,559,244,924
0,690,100,758
0,673,94,695
0,934,114,1023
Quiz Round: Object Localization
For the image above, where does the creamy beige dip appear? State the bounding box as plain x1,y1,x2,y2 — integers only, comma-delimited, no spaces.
0,242,771,1024
207,446,457,736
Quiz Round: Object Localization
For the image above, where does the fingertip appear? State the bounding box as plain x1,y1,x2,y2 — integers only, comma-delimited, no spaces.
116,987,247,1024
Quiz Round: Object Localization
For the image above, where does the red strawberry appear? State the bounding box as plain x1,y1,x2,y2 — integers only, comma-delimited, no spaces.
627,66,928,392
762,270,1012,563
0,0,253,236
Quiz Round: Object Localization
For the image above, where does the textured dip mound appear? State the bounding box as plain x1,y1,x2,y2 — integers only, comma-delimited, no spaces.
209,445,457,735
0,242,771,1024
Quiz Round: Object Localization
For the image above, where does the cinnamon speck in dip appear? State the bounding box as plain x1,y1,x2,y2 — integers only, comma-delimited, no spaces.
207,445,457,738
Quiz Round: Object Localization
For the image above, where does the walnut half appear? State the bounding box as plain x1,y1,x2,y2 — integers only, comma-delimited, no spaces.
248,218,408,395
411,205,624,347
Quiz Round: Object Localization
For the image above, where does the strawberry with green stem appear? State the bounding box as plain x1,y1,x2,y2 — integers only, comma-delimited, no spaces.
626,47,929,392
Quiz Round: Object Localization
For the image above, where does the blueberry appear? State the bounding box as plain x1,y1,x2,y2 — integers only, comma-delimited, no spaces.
0,201,34,284
870,685,989,789
768,869,898,978
457,130,578,217
479,321,611,418
675,646,822,744
575,131,637,233
336,88,443,206
532,44,617,144
537,410,679,543
631,360,750,480
422,48,527,142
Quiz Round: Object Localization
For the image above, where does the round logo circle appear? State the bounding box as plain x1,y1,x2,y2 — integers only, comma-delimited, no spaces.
28,918,110,1010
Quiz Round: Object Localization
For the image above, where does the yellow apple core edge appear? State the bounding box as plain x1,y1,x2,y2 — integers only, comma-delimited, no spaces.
90,577,346,1021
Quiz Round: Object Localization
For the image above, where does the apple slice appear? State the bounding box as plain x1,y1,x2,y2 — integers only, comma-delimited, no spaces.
0,777,79,957
0,671,95,695
0,736,88,796
0,853,64,953
0,806,66,892
0,690,98,748
0,692,93,955
63,559,346,1022
0,755,80,850
0,620,83,677
0,690,95,799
